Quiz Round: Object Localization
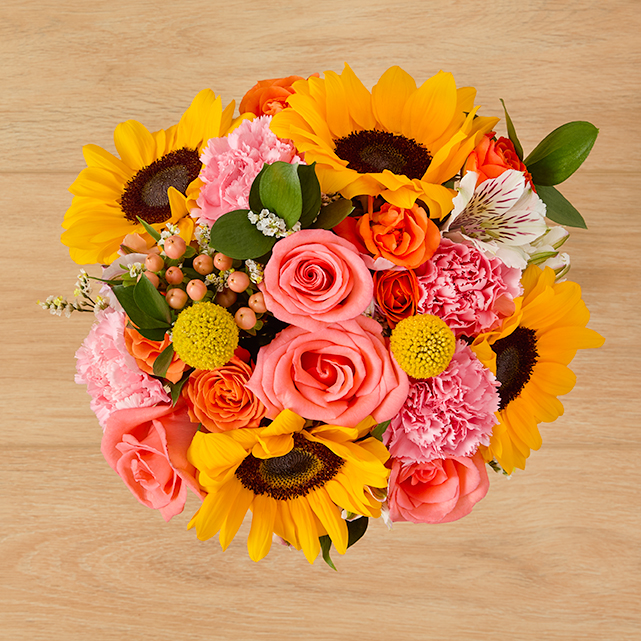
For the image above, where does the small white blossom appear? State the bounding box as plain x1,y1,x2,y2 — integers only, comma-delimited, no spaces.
194,224,214,255
128,262,144,278
248,209,301,239
245,259,264,285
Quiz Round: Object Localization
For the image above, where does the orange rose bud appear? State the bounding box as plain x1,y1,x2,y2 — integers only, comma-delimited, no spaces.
373,269,420,328
357,203,440,269
239,74,319,117
123,327,189,384
465,133,535,189
182,357,267,432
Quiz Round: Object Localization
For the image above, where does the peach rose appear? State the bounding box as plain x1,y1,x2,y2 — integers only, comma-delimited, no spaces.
373,268,420,328
101,401,202,522
182,356,267,432
239,74,318,116
465,133,535,189
355,203,440,269
123,326,189,384
246,315,409,427
259,229,374,331
388,452,489,524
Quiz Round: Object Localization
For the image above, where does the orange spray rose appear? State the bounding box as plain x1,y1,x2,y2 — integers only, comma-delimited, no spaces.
356,203,440,269
465,134,534,189
239,74,319,117
182,356,266,432
373,269,420,328
124,327,189,384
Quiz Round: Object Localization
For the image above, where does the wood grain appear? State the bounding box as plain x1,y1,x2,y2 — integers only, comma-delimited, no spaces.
1,1,639,639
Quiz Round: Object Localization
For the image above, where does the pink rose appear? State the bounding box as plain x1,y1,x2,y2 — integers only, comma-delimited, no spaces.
101,401,203,521
246,315,409,427
388,452,489,524
259,229,374,331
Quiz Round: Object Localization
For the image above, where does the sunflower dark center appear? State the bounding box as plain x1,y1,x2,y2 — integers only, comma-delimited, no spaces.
120,147,201,224
492,327,539,410
235,433,343,500
333,130,431,179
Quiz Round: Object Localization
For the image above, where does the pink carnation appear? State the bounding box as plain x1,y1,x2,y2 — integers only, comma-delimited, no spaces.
75,308,170,429
417,238,521,337
384,341,499,463
194,115,302,225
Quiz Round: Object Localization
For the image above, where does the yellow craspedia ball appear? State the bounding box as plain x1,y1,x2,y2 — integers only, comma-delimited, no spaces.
172,302,239,370
390,314,456,379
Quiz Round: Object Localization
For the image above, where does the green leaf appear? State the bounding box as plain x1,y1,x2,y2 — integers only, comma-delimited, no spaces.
112,284,170,331
311,198,355,230
347,517,369,548
525,121,598,186
133,274,172,325
132,325,170,341
499,99,523,160
535,184,587,229
259,162,302,227
136,217,162,242
297,162,322,227
152,343,175,378
371,420,391,442
210,209,278,260
183,245,197,259
169,369,193,405
248,164,268,214
319,535,338,571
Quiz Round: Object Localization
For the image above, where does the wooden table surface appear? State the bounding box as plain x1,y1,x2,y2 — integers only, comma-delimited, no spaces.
2,1,639,639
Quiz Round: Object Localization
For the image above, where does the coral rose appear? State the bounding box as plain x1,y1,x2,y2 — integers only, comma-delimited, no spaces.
101,401,202,522
124,326,189,384
465,133,534,189
388,452,489,524
373,268,420,328
240,74,318,116
182,356,267,432
351,203,440,269
259,229,374,331
246,315,409,427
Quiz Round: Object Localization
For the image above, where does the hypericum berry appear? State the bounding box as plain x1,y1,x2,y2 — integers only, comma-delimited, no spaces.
214,253,233,271
215,288,237,308
193,254,214,275
235,307,256,330
164,235,186,259
145,253,164,272
248,292,267,314
142,271,160,288
187,279,207,301
165,266,184,285
228,271,250,293
166,288,188,310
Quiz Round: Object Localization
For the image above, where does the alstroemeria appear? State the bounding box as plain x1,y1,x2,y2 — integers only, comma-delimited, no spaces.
442,170,547,269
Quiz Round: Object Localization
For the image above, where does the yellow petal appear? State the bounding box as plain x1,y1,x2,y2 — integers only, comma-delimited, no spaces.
82,144,134,181
307,487,348,555
531,361,576,397
289,497,321,563
114,120,156,169
324,70,353,139
176,89,223,150
219,484,254,551
371,66,416,133
340,63,376,130
247,494,277,562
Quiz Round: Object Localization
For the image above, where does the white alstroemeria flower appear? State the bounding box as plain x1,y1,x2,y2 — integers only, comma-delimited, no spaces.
443,170,547,269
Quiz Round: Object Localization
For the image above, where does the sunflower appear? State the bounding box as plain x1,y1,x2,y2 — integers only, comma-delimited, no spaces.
62,90,245,265
270,64,498,217
471,265,604,474
187,409,389,563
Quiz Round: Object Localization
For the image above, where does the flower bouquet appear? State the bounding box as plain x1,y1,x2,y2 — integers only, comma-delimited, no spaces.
41,65,604,567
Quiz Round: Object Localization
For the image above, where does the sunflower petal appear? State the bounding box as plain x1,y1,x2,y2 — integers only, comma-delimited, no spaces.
219,484,254,551
114,120,157,169
340,63,376,130
289,497,321,563
307,487,348,555
247,494,277,562
372,66,417,133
